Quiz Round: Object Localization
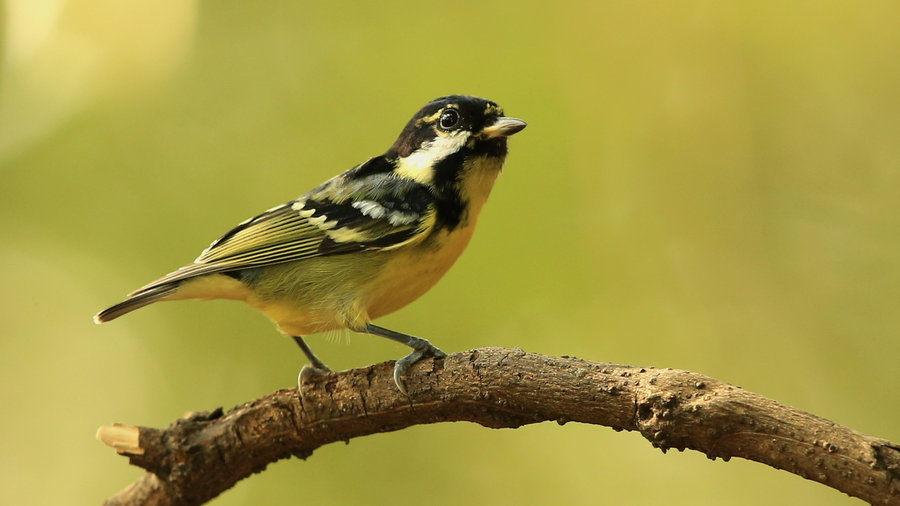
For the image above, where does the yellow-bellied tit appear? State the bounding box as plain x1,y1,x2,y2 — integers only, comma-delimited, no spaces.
94,95,526,393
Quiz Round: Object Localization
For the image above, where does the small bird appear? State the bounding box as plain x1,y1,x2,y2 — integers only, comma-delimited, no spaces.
94,95,526,393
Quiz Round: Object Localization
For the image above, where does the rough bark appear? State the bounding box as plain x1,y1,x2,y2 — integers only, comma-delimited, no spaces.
99,347,900,505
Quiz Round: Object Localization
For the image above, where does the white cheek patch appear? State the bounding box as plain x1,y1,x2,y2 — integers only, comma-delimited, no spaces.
395,130,469,184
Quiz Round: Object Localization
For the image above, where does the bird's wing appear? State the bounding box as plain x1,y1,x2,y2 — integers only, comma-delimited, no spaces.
129,166,436,295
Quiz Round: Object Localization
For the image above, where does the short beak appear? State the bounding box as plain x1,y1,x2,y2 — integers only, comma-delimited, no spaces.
481,117,527,139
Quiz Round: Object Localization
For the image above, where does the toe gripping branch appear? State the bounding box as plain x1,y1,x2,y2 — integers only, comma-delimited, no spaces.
364,324,447,393
293,326,446,394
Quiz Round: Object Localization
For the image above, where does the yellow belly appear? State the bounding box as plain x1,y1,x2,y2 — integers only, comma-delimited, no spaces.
231,221,478,337
365,222,477,320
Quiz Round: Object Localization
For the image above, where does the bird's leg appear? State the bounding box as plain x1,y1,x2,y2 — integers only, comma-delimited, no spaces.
363,323,447,394
293,336,332,388
292,335,331,370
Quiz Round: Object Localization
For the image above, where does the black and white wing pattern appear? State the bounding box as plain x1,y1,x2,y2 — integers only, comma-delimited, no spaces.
129,158,436,295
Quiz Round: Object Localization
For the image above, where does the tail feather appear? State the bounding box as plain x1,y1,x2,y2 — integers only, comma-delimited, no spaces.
94,284,178,323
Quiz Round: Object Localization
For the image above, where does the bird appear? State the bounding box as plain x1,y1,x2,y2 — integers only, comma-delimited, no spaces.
94,95,526,393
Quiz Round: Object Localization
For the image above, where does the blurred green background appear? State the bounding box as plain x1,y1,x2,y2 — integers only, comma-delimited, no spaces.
2,1,898,504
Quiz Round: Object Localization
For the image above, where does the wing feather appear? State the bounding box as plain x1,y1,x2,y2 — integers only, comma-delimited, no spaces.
130,165,436,295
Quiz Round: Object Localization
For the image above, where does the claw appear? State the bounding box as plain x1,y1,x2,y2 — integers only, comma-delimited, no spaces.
360,324,447,393
393,367,407,395
297,363,331,390
392,344,446,394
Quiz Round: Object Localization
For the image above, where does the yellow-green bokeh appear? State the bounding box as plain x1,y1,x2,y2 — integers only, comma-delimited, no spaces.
2,1,898,504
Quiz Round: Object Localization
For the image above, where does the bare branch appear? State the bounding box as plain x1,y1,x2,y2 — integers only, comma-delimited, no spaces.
99,347,900,505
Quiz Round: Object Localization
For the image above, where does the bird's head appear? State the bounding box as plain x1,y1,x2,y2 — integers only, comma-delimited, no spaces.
386,95,526,189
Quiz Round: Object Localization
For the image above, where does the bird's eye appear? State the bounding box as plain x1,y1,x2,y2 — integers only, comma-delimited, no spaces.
439,109,460,130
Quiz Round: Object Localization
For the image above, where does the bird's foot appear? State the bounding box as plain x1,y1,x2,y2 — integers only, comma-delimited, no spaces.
292,336,332,389
297,363,332,390
393,340,447,395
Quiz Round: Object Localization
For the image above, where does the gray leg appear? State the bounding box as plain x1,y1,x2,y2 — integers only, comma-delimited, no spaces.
293,336,332,388
292,336,331,371
363,324,447,394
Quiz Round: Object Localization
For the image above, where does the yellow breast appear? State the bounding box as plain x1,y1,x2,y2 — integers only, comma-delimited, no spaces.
364,222,478,320
364,156,502,321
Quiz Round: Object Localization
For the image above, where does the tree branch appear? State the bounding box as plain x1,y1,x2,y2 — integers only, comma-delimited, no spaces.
98,347,900,505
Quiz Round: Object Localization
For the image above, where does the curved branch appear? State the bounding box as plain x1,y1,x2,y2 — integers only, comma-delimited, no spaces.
99,347,900,505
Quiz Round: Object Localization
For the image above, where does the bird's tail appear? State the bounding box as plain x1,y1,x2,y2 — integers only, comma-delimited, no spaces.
93,284,178,323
